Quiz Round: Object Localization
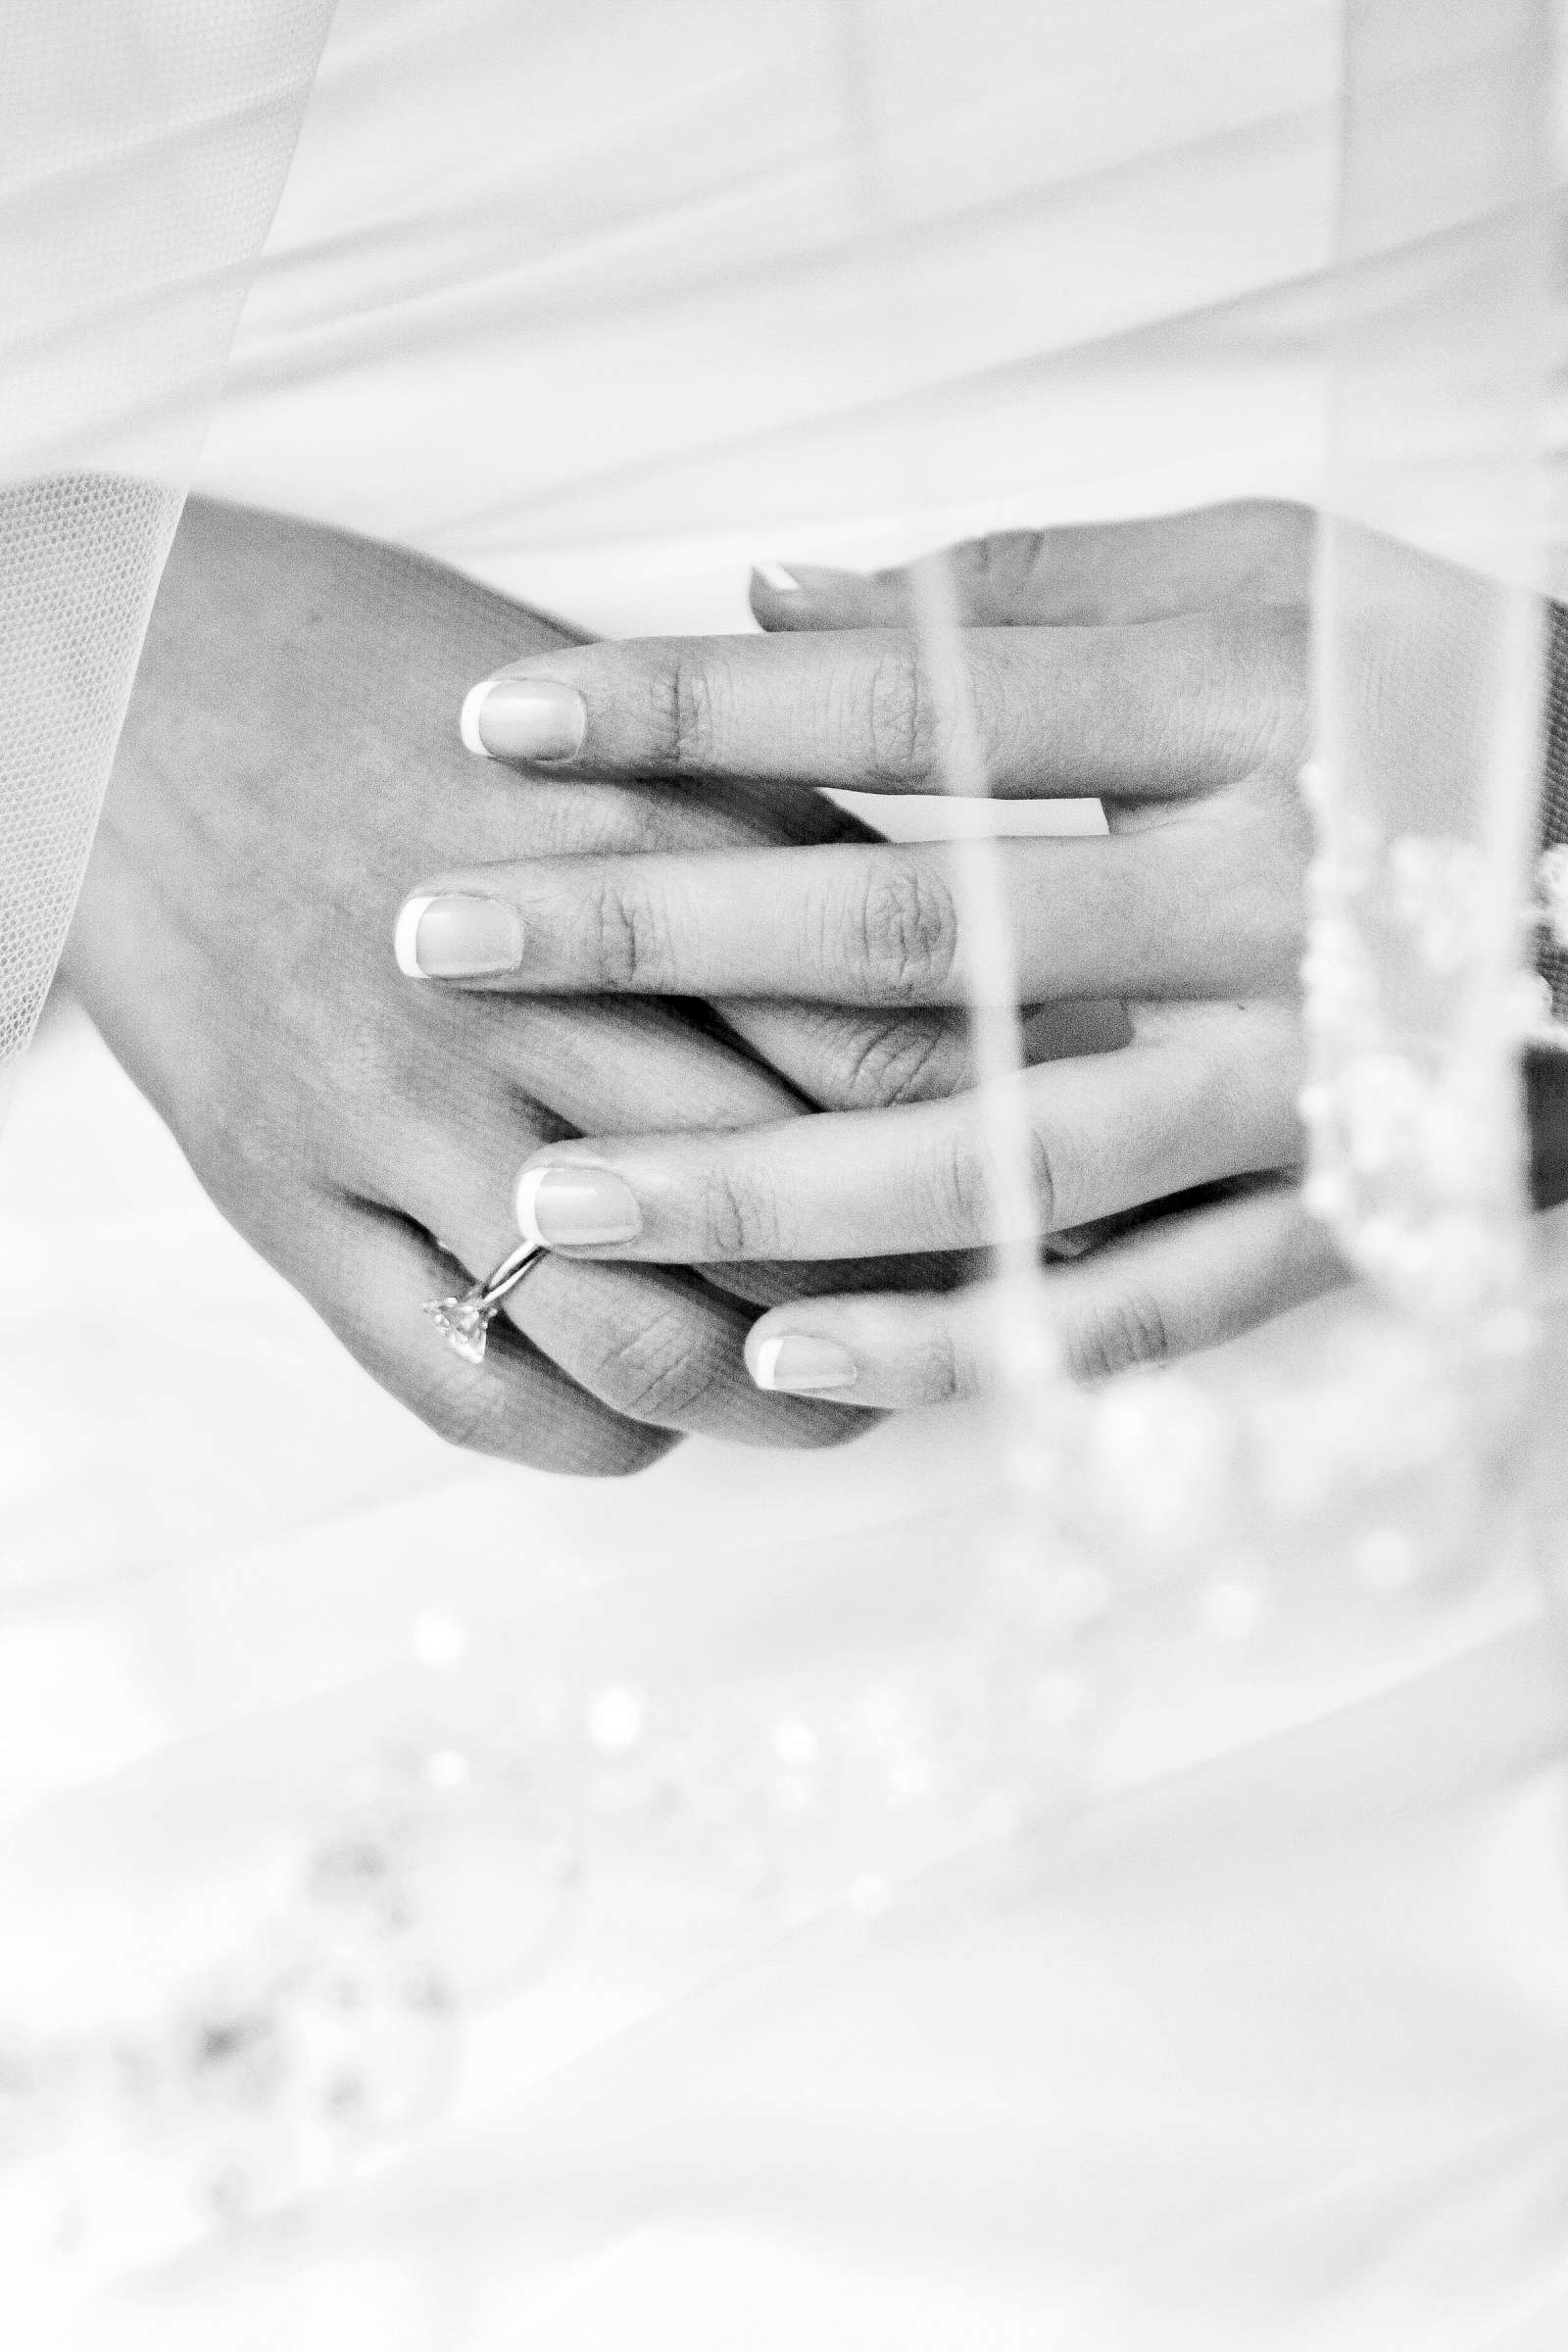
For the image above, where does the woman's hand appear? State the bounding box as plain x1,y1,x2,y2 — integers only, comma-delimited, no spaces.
409,503,1345,1399
71,499,967,1467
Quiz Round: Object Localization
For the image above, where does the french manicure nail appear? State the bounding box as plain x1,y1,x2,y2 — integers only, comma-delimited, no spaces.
395,893,524,978
515,1164,641,1248
751,1334,858,1393
752,561,803,594
770,562,866,593
461,677,587,761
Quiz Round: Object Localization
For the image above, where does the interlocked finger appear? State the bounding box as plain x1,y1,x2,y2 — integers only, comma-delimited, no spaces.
459,614,1305,804
507,1002,1304,1266
750,502,1314,632
397,818,1298,1007
742,1185,1341,1407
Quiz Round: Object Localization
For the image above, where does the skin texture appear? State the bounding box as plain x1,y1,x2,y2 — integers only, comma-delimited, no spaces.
420,502,1349,1402
66,498,998,1472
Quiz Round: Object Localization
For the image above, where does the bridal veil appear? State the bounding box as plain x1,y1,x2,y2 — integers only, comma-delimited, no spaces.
0,1,336,1099
5,0,1568,2334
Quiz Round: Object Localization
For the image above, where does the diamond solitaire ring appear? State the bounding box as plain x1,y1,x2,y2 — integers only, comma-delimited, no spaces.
423,1239,548,1365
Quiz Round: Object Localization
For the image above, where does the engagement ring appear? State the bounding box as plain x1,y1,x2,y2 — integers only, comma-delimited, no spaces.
423,1239,547,1365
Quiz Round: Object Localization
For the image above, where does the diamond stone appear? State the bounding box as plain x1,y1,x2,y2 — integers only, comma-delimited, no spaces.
423,1292,490,1365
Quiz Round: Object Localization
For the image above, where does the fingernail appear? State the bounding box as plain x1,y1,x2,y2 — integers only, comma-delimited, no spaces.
461,677,587,761
771,562,865,593
395,893,524,978
751,1334,858,1393
752,561,803,594
515,1164,641,1248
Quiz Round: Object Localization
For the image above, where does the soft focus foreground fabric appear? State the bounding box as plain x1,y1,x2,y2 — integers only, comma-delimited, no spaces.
8,1005,1568,2350
10,0,1568,2341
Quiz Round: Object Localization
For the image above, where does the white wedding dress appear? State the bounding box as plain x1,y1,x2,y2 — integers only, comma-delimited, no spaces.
6,2,1568,2344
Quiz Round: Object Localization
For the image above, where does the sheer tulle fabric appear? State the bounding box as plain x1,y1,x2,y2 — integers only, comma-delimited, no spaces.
0,0,333,1087
3,0,1568,2339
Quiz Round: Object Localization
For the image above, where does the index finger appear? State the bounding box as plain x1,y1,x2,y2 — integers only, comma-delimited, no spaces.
460,618,1302,803
750,502,1314,632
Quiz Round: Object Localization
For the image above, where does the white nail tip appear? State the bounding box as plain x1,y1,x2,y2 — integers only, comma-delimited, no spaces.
394,895,433,977
460,679,496,756
514,1165,549,1248
751,1336,858,1392
754,562,802,594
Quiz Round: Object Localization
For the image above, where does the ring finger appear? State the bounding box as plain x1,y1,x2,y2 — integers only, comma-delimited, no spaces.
389,1113,874,1449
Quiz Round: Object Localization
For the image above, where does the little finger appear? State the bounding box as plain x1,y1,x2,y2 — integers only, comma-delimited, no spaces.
743,1185,1343,1406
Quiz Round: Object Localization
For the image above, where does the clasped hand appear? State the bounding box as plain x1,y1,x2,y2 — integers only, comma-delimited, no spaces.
401,501,1345,1408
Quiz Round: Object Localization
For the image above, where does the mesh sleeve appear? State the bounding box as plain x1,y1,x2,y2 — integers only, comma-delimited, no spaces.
0,2,335,1095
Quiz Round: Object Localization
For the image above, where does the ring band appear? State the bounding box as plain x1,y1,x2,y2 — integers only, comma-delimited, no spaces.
423,1239,548,1365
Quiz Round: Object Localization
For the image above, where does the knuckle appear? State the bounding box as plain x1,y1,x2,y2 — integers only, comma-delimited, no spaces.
920,1118,1059,1246
842,860,958,1001
923,1126,999,1244
832,1015,968,1108
589,873,673,989
958,529,1049,613
926,1105,1071,1250
650,646,717,772
406,1351,665,1475
349,1287,666,1474
862,644,939,785
906,1321,964,1401
1065,1290,1173,1383
588,1303,732,1426
698,1158,786,1258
